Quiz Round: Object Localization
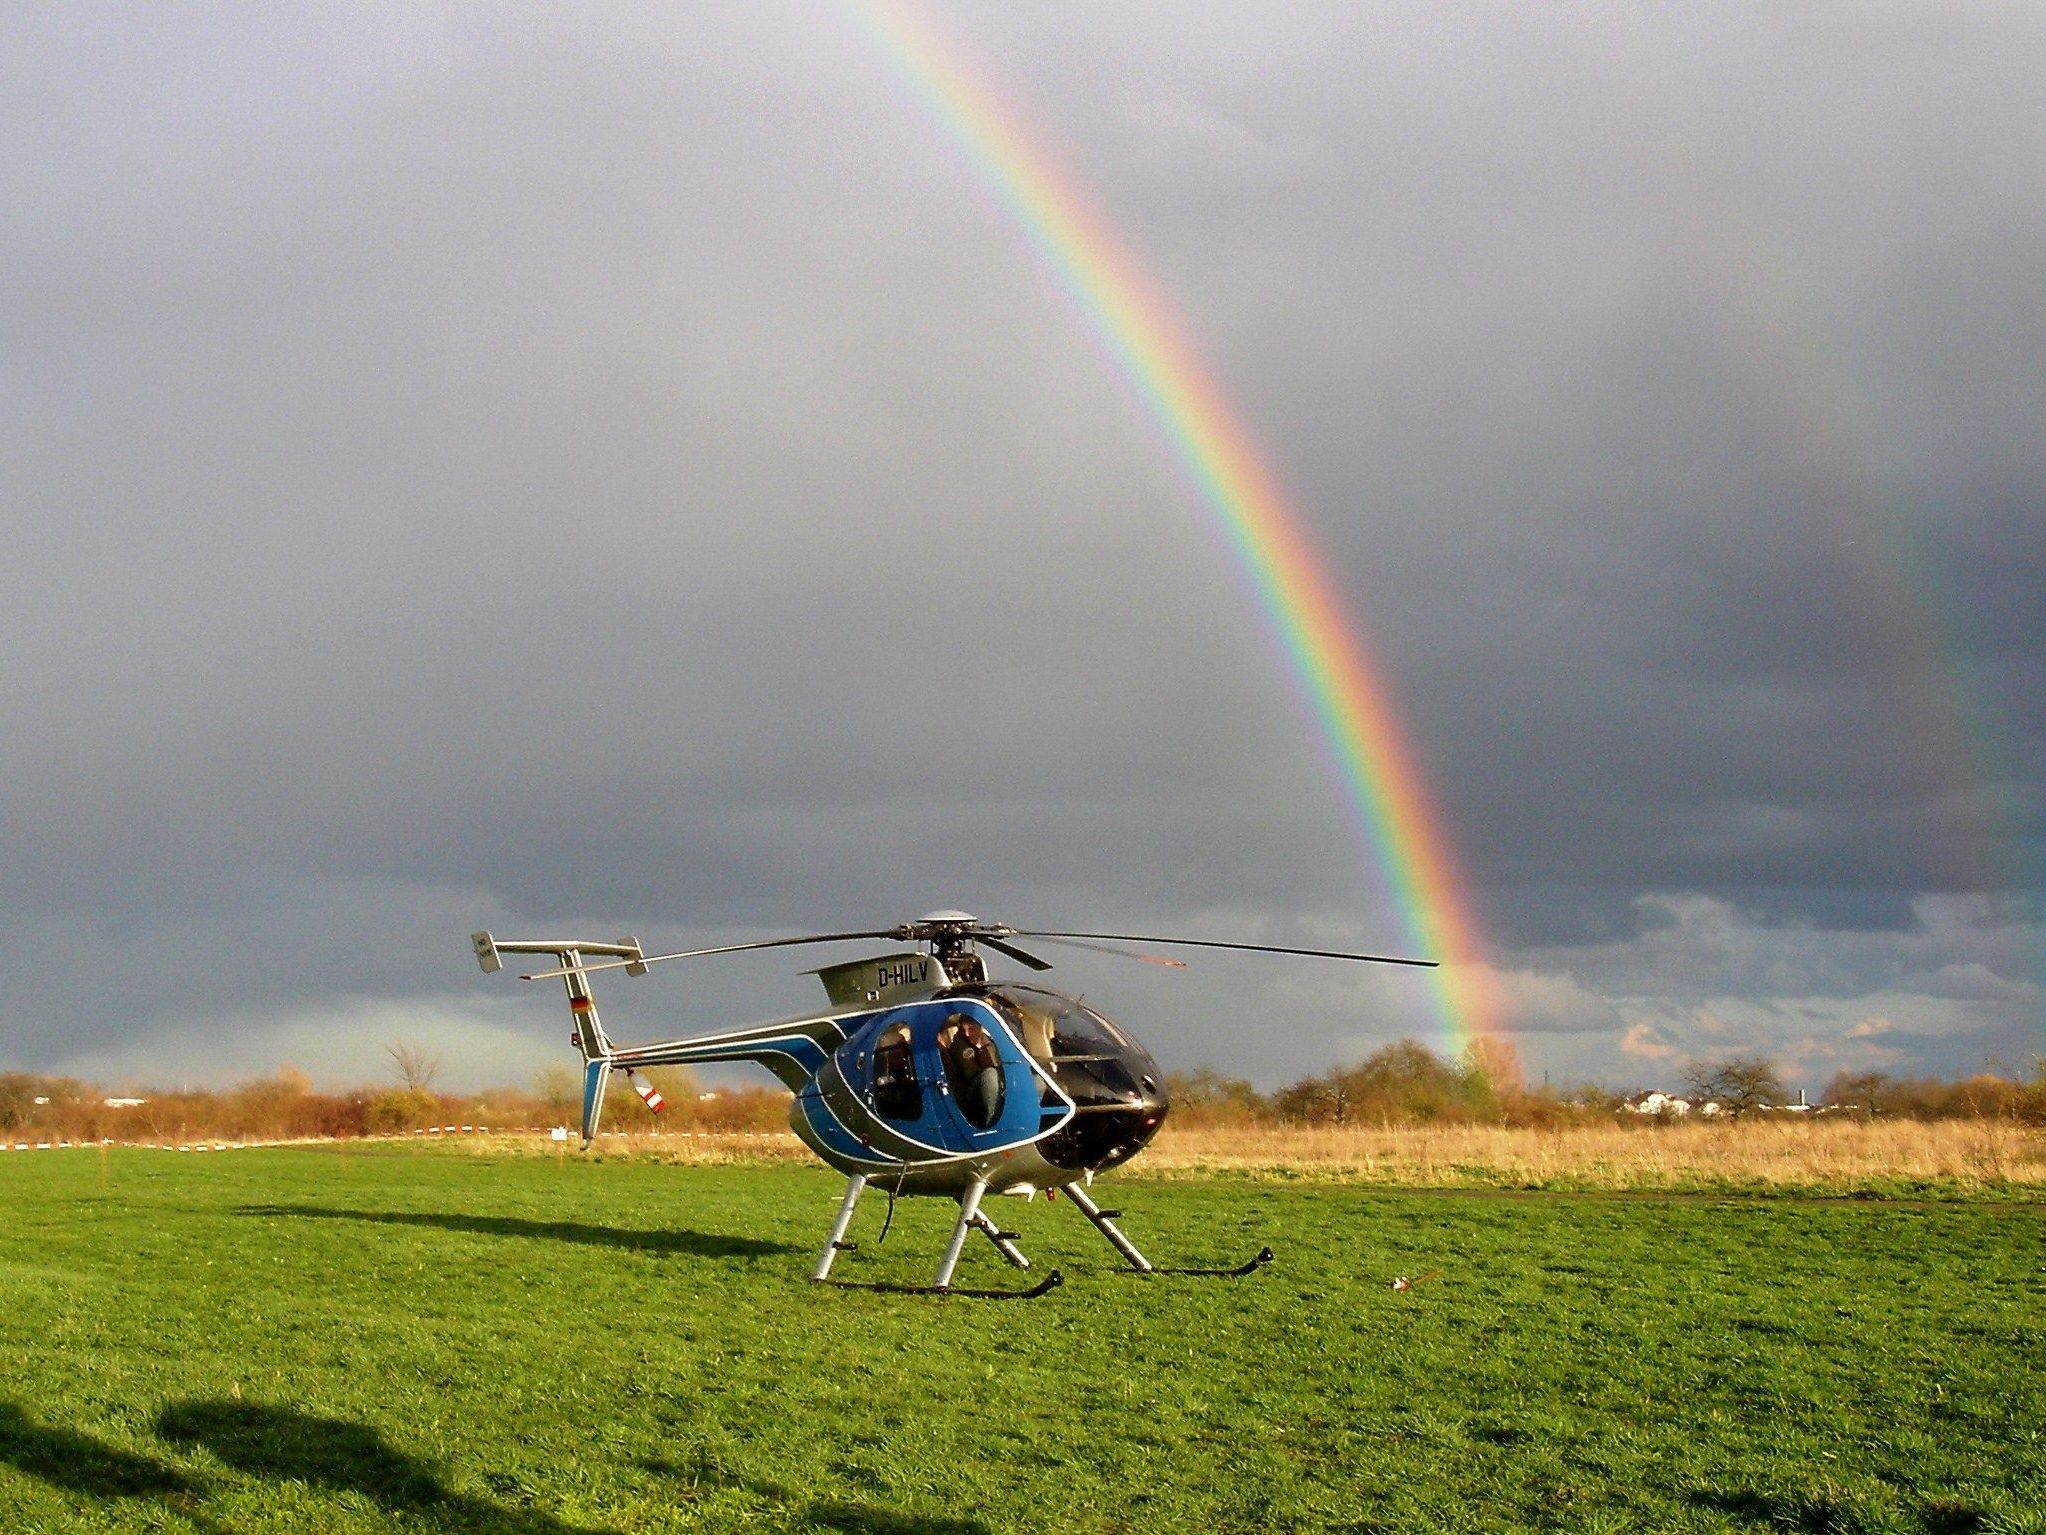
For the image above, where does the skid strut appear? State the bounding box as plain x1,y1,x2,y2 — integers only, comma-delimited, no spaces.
812,1172,867,1282
932,1179,988,1290
812,1172,1060,1297
1060,1182,1276,1277
1061,1182,1153,1273
968,1210,1031,1270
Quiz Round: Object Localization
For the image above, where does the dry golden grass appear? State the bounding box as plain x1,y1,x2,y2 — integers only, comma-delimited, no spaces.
424,1118,2046,1195
441,1128,814,1166
1142,1116,2046,1193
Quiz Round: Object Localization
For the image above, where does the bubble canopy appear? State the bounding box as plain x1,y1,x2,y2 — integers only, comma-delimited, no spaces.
983,983,1169,1172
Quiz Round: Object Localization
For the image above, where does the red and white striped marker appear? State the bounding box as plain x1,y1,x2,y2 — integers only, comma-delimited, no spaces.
627,1071,665,1113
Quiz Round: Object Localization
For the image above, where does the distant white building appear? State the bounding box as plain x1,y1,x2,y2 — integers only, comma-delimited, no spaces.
103,1097,147,1108
1627,1087,1819,1117
1624,1091,1693,1116
1622,1091,1725,1118
1760,1089,1814,1112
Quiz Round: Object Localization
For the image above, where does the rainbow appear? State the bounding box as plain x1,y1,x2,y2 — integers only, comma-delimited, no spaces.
849,0,1508,1056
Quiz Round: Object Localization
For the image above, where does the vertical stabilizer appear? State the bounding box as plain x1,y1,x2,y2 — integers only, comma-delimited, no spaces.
580,1056,611,1148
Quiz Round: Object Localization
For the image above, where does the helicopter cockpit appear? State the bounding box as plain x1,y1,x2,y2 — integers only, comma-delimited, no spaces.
984,983,1168,1172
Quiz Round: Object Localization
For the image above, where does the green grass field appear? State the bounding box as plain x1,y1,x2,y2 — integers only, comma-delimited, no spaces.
3,1148,2041,1534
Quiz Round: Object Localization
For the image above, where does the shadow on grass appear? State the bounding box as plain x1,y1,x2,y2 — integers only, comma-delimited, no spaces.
0,1400,198,1499
805,1502,995,1535
238,1203,794,1257
638,1455,993,1535
1689,1486,1986,1535
158,1400,617,1535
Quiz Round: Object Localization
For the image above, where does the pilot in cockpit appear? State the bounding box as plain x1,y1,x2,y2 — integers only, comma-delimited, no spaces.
938,1015,1003,1129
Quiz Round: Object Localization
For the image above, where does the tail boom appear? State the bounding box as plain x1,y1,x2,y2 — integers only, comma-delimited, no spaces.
470,932,858,1144
607,1012,856,1093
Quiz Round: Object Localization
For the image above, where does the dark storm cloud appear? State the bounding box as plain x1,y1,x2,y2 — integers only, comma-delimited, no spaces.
3,3,2041,1091
971,3,2046,927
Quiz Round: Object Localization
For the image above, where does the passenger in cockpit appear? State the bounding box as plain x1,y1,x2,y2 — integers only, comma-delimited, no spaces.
872,1022,921,1120
939,1015,1003,1130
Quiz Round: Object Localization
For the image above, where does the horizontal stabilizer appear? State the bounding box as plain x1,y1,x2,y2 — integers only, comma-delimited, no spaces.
472,933,647,976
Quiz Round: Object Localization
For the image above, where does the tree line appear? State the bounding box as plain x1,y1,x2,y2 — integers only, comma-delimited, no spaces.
0,1047,785,1144
1168,1041,2046,1129
4,1037,2042,1142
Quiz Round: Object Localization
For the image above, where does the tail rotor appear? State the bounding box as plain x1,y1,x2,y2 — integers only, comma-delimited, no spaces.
472,932,645,1146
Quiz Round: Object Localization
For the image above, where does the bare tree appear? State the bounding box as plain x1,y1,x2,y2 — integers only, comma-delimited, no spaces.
532,1063,578,1121
384,1039,443,1094
1685,1055,1785,1119
1823,1069,1892,1117
1463,1036,1526,1100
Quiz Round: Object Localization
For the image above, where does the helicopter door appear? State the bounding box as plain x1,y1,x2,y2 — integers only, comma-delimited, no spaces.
937,1014,1004,1130
871,1022,922,1120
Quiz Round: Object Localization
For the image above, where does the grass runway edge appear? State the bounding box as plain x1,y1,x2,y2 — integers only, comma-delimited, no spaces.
4,1148,2042,1534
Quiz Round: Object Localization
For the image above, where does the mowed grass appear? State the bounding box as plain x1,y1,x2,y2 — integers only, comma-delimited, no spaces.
2,1149,2042,1534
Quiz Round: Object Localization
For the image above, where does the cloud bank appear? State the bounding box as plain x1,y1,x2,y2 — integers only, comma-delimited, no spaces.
4,3,2040,1093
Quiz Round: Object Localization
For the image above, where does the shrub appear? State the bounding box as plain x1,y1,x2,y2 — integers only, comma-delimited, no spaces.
365,1089,439,1134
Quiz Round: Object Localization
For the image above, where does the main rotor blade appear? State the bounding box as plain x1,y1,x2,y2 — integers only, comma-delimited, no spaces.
519,928,908,981
1010,930,1437,968
1019,934,1187,968
975,935,1056,972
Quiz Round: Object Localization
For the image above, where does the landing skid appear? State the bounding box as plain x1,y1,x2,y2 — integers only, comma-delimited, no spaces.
812,1172,1056,1295
814,1270,1065,1300
808,1171,1273,1293
1140,1245,1275,1278
1061,1183,1273,1278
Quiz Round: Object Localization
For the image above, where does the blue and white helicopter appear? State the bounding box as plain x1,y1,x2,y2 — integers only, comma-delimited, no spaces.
470,911,1433,1295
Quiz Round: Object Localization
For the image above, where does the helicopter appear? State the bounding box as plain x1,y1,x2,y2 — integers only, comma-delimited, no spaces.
469,911,1434,1296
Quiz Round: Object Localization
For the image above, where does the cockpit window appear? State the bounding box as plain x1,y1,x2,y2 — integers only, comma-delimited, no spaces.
1047,1005,1131,1060
938,1014,1003,1130
871,1022,921,1120
980,985,1169,1173
987,985,1158,1106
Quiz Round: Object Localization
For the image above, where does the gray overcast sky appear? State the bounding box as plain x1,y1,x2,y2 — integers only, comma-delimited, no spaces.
4,2,2041,1095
